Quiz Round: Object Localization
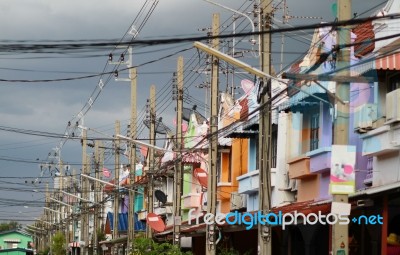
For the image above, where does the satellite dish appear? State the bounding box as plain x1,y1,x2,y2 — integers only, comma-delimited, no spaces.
182,107,207,124
241,79,255,94
154,190,167,204
146,213,166,232
143,118,171,135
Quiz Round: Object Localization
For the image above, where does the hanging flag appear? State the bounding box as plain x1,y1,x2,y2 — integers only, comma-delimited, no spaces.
102,167,111,178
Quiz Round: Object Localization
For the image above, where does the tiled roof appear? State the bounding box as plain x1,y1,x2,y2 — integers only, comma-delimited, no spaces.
353,21,375,58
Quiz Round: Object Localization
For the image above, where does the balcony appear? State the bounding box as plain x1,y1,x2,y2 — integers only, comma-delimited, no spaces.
237,170,259,194
138,210,147,221
361,124,400,156
354,103,377,133
288,155,314,179
154,203,172,216
217,182,234,201
306,147,332,174
182,193,201,209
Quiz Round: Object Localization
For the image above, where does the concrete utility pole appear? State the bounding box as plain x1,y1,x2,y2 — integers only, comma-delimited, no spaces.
113,121,121,240
58,160,66,249
173,56,184,246
128,68,137,251
258,0,273,254
146,85,156,239
332,0,351,254
93,141,102,255
206,13,219,255
65,173,71,247
81,129,89,255
45,183,51,249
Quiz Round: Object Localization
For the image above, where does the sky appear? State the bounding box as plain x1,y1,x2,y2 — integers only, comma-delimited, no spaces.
0,0,382,227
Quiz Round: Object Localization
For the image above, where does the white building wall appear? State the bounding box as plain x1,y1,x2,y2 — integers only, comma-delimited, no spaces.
373,151,400,186
373,0,400,51
271,112,295,207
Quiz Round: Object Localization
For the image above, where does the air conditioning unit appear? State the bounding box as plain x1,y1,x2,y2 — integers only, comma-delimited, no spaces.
386,88,400,123
354,103,377,132
230,192,246,211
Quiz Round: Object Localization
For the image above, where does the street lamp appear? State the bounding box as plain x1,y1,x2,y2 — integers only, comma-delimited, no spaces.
116,134,170,152
202,0,256,45
193,41,286,82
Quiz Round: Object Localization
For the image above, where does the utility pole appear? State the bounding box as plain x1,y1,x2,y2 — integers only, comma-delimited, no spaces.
258,0,273,254
45,183,51,251
206,13,219,255
58,160,66,249
65,172,71,248
173,56,184,246
332,0,351,254
113,121,121,241
146,85,156,239
93,141,101,255
128,68,137,251
81,129,89,255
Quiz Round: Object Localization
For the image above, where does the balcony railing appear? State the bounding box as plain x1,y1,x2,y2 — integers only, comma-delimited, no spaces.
237,170,259,194
361,124,400,156
182,193,201,209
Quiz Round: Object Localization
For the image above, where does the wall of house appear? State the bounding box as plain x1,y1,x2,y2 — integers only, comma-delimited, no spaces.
288,112,303,159
0,233,32,250
351,82,375,190
272,112,295,207
373,151,400,186
373,0,400,51
297,175,320,202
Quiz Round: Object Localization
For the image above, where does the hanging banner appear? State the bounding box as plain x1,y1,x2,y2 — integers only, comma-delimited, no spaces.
330,145,356,194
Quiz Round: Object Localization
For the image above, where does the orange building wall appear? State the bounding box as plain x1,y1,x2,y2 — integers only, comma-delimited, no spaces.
218,138,249,213
297,175,320,202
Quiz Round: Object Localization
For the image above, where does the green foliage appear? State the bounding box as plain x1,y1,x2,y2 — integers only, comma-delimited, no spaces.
38,246,50,255
0,221,21,232
51,231,66,255
217,247,252,255
131,237,192,255
217,247,239,255
97,228,106,242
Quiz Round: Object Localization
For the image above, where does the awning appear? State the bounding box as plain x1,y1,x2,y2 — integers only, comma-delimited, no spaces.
224,130,258,139
107,212,146,232
351,181,400,197
376,52,400,70
271,199,331,215
3,239,20,243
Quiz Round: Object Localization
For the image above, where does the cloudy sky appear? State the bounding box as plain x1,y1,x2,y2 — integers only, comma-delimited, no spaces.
0,0,381,226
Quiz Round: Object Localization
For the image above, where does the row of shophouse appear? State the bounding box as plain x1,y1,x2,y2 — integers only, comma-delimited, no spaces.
59,1,400,255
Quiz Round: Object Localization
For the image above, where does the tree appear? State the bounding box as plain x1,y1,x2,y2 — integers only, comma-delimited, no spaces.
0,221,21,232
131,237,192,255
51,231,66,255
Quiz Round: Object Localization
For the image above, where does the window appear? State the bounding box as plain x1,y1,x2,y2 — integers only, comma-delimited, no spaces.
249,135,259,171
219,150,232,183
388,73,400,92
310,111,320,151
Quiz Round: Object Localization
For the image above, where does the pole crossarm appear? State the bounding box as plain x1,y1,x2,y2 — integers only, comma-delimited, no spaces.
49,197,72,207
62,190,93,203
